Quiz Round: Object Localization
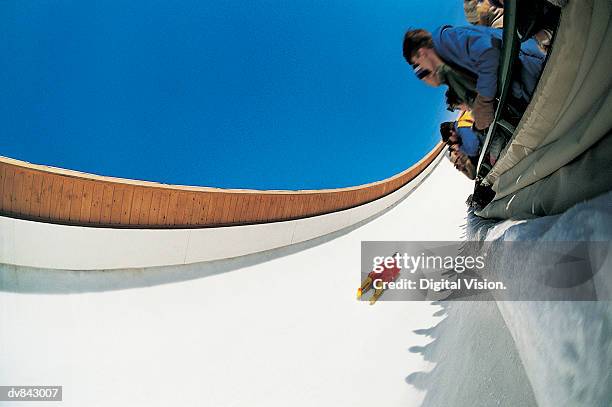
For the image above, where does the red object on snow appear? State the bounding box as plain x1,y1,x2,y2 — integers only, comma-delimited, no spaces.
368,258,401,284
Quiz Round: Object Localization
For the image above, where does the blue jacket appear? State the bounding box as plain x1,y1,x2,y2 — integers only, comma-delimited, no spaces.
432,25,545,101
455,124,480,157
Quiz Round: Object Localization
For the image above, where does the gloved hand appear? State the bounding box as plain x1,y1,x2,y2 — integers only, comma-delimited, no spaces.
472,94,495,130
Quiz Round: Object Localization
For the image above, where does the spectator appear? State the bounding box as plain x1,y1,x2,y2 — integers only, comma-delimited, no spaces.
445,88,470,112
464,0,504,29
469,0,559,53
440,111,481,158
403,26,545,129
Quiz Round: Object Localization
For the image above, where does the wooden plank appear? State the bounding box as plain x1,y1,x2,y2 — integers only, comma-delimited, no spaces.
100,184,114,224
191,194,205,225
329,193,339,211
318,194,329,213
11,169,25,215
128,187,144,225
138,189,153,225
338,191,349,211
271,195,284,219
16,170,34,215
349,191,359,209
219,193,234,224
229,194,241,223
292,194,303,217
205,193,223,225
252,195,264,220
337,191,347,209
367,186,378,203
223,193,238,224
254,194,269,222
267,195,284,220
80,181,94,223
197,194,211,225
120,187,133,224
230,194,242,223
314,194,325,215
230,194,247,224
310,194,320,214
349,191,359,208
38,175,53,219
288,194,304,218
157,191,170,225
165,190,180,226
204,193,219,225
256,195,270,221
184,193,197,226
48,176,64,220
308,194,320,216
239,194,255,223
182,192,195,225
0,165,5,211
296,195,310,217
175,192,190,226
69,180,84,222
58,179,74,221
2,167,16,213
271,195,285,220
89,183,104,224
295,195,308,218
149,190,162,226
287,194,298,219
280,195,293,219
360,188,370,204
29,173,44,218
345,191,356,208
110,187,124,224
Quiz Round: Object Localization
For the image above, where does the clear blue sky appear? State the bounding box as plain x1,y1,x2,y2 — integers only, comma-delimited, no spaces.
1,1,464,190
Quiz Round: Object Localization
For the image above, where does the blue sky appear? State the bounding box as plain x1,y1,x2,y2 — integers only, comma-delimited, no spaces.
1,1,464,190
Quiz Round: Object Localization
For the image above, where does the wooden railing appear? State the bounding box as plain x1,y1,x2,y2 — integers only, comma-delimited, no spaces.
0,142,443,228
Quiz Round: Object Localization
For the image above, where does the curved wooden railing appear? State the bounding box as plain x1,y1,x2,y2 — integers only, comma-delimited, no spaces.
0,143,443,228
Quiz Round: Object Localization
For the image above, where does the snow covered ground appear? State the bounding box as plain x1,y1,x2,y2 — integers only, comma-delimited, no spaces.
470,191,612,407
1,158,475,407
400,192,612,407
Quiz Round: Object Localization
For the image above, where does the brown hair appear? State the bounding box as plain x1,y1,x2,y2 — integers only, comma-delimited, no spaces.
402,29,434,63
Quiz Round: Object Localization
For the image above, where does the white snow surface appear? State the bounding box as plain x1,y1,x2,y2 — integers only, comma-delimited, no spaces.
477,191,612,407
0,159,477,407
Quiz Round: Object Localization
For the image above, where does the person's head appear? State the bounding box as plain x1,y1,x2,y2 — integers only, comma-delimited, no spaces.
445,89,460,111
440,121,459,144
463,0,480,24
403,28,438,72
444,89,470,112
403,29,442,86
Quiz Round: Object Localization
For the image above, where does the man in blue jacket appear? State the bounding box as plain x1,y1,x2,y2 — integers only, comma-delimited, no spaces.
403,25,545,130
